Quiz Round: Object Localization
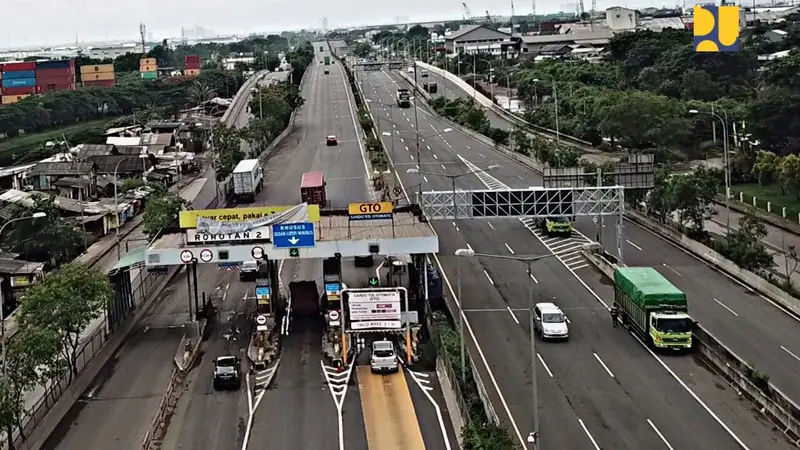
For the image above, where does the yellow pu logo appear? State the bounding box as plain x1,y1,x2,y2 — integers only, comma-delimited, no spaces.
694,5,740,52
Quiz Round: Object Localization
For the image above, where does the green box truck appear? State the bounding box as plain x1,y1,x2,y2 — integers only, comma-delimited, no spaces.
614,267,693,350
324,56,331,65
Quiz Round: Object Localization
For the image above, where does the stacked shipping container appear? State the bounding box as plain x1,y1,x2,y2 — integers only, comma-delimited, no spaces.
1,62,36,104
36,59,76,94
140,57,157,80
81,64,115,88
184,55,200,77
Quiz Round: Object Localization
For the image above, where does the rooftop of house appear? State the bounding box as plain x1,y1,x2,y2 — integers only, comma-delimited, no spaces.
30,161,96,177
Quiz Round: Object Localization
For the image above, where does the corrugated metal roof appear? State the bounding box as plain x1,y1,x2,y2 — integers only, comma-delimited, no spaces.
30,161,95,176
106,136,141,146
76,144,116,160
88,155,152,174
53,177,92,188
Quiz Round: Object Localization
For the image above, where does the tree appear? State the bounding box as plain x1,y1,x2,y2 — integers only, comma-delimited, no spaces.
779,153,800,199
211,124,245,180
4,196,86,266
780,233,800,287
461,422,516,450
352,42,372,58
752,150,780,186
187,81,217,105
719,211,773,272
510,127,531,156
143,187,188,239
16,263,112,381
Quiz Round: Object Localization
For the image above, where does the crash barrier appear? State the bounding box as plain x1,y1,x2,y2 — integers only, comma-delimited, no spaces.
142,327,205,450
8,266,182,450
413,60,595,152
425,302,470,428
625,209,800,317
396,70,546,175
581,248,800,444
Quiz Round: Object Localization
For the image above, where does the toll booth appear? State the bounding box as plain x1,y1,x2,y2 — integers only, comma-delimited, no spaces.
323,255,342,320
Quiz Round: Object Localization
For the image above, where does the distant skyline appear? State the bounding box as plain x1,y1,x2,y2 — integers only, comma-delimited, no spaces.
0,0,777,48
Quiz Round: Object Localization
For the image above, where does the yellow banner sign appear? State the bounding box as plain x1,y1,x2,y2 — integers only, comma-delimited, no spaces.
348,202,393,216
179,205,320,228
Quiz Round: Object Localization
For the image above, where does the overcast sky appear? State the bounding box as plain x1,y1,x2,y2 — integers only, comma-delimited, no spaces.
4,0,681,48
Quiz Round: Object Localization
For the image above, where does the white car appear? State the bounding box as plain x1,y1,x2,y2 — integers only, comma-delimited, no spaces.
533,302,569,341
370,340,398,373
407,67,415,73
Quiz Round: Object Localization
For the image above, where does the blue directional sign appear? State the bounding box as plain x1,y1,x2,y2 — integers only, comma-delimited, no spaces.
271,222,316,249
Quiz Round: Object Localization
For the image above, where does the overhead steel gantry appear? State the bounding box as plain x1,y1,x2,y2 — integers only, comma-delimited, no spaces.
417,185,626,261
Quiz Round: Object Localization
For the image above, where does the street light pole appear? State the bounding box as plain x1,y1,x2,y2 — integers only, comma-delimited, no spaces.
453,249,552,449
689,108,730,234
0,213,46,381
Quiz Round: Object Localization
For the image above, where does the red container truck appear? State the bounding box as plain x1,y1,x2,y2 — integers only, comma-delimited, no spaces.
300,171,326,207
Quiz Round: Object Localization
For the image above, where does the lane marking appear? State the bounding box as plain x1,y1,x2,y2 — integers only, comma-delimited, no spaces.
423,176,429,183
404,367,453,450
466,243,473,251
506,306,520,324
433,154,439,160
626,239,643,251
593,353,615,378
529,273,539,283
662,263,682,277
455,156,752,448
505,243,515,254
578,419,602,450
487,222,494,230
647,419,676,450
537,353,554,378
484,270,495,285
781,345,800,363
713,298,739,317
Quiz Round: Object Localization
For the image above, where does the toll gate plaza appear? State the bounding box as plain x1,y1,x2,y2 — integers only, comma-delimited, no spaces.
144,202,438,266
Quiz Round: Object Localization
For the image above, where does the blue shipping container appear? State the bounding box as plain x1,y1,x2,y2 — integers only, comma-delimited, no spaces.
2,78,35,88
2,70,35,79
35,60,72,70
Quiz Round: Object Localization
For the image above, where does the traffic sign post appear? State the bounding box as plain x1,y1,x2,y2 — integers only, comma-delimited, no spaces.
289,248,300,257
340,287,411,364
180,250,194,264
348,202,393,221
251,246,264,259
200,249,213,262
271,222,316,248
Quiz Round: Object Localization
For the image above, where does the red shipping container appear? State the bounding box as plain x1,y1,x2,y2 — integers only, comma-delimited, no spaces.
37,83,75,93
36,67,74,79
37,75,76,87
2,61,36,72
184,55,200,62
83,79,115,88
185,61,201,70
2,86,34,95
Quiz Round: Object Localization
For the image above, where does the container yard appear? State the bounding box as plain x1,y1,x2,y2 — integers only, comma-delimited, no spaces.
36,59,76,93
140,57,157,80
80,63,115,87
2,62,36,100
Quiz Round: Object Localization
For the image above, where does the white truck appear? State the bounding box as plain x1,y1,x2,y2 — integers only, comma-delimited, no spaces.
232,159,263,203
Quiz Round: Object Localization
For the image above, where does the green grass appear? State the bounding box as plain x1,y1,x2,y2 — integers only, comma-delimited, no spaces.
730,183,800,222
0,118,119,165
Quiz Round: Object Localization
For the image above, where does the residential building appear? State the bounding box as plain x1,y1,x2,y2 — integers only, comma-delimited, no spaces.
87,154,154,177
519,30,614,55
28,161,97,194
445,25,515,55
53,177,93,200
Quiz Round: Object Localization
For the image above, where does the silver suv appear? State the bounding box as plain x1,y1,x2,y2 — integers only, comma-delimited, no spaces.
534,302,569,341
213,356,242,390
370,340,398,373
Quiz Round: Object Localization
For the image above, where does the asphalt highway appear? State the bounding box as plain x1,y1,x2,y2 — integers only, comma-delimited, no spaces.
42,267,224,449
359,66,793,449
243,42,370,450
426,64,800,408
